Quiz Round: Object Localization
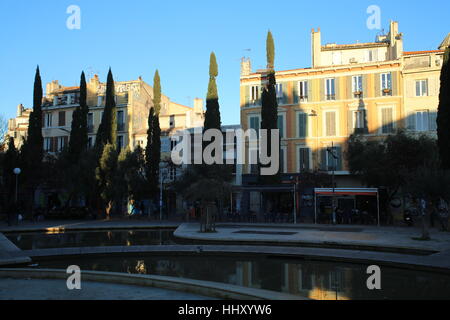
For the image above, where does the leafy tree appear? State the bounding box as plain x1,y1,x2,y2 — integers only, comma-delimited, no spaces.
346,131,438,200
117,146,146,206
437,46,450,169
95,68,117,151
95,143,118,218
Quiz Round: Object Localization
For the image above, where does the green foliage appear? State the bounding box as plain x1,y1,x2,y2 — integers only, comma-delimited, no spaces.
21,66,44,192
153,70,161,115
437,46,450,169
96,68,117,151
260,72,279,184
145,106,161,198
266,31,275,70
346,131,439,198
68,71,89,163
2,137,19,199
117,146,146,202
205,52,221,131
95,143,118,210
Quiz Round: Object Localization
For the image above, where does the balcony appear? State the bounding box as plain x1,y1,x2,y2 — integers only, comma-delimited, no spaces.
382,88,392,96
325,94,336,101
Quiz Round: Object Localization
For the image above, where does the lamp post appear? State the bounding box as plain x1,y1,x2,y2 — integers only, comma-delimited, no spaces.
13,168,21,203
326,142,338,225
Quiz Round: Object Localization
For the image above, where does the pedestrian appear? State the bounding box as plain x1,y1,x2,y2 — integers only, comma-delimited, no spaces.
438,198,449,232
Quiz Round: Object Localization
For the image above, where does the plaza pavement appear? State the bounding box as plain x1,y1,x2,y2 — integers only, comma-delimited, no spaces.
0,277,213,300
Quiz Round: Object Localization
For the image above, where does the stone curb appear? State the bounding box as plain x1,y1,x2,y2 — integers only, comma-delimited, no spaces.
0,268,306,301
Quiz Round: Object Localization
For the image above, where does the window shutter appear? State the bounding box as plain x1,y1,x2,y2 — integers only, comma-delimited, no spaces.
362,75,368,98
392,72,398,96
335,78,340,100
326,112,336,136
429,111,437,131
407,113,416,131
299,148,310,172
347,110,354,135
307,81,312,102
347,77,353,99
375,74,381,97
320,148,327,171
320,79,325,101
298,113,307,138
293,82,299,104
282,82,288,104
335,146,342,171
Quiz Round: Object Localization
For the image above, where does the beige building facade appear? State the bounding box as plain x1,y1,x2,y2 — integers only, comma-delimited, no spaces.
240,22,447,185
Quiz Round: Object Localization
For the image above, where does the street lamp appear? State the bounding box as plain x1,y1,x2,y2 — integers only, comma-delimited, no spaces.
13,168,21,203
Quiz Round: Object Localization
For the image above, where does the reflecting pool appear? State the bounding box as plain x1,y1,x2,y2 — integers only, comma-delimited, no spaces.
6,229,177,250
35,254,450,300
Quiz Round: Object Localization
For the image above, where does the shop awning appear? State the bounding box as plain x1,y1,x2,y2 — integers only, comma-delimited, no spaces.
314,188,378,196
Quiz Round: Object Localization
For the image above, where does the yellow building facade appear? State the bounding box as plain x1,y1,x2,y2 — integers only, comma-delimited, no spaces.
240,22,446,185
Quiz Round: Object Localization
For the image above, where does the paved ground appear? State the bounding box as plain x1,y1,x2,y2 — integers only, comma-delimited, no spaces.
0,278,212,300
175,222,450,253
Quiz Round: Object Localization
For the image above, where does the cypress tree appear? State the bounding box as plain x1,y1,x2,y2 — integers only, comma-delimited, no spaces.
68,71,88,162
95,68,117,151
145,70,162,198
437,46,450,169
260,31,280,183
3,137,19,200
20,66,44,213
204,52,221,131
266,30,275,70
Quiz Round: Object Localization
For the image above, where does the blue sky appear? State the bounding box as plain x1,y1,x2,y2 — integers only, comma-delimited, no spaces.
0,0,448,125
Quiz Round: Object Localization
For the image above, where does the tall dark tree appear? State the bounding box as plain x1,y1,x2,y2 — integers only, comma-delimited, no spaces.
20,66,44,214
145,70,162,198
2,137,19,201
437,46,450,169
260,31,279,183
95,68,117,151
204,52,221,131
68,71,89,162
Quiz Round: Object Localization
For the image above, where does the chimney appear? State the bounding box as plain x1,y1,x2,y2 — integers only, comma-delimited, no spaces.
388,21,403,60
312,28,322,68
193,98,204,113
16,104,23,117
240,58,252,76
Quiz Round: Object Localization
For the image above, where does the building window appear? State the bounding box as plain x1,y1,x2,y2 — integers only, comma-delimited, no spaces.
57,136,67,152
352,75,363,98
381,73,392,96
45,113,52,128
117,110,125,131
325,111,337,136
298,147,310,172
325,78,336,100
298,81,308,102
87,113,94,133
170,115,175,128
381,107,394,134
88,137,93,148
416,111,430,132
352,110,366,130
58,111,66,127
97,96,104,106
250,86,259,104
297,112,308,138
321,146,342,171
367,49,378,62
415,80,428,97
117,135,124,150
249,115,260,132
277,114,285,138
279,147,287,174
44,138,52,152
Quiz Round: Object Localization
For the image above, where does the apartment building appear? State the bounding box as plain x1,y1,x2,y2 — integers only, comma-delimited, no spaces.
8,74,205,153
240,22,446,186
